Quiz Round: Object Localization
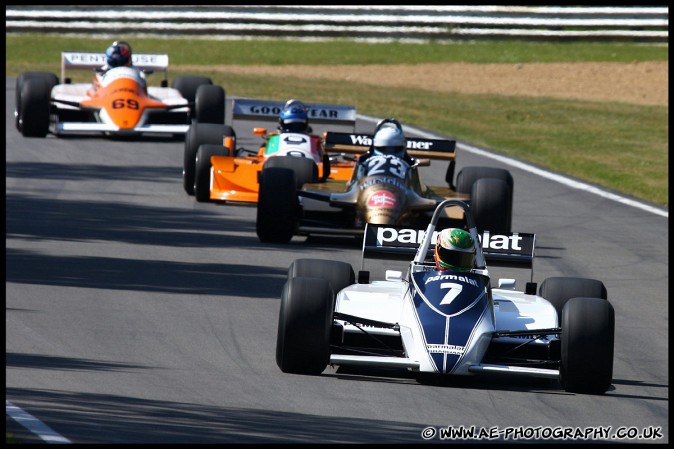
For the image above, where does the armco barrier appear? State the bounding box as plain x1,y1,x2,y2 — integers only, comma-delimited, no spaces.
5,5,668,42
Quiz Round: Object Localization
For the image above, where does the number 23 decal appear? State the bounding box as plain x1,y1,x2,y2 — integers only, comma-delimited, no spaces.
365,155,408,179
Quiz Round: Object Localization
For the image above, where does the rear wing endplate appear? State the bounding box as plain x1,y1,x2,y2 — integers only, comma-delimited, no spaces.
324,131,456,160
361,224,535,270
60,52,170,81
232,99,357,129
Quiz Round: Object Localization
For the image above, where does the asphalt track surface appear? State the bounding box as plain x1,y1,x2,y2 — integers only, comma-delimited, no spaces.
5,77,669,444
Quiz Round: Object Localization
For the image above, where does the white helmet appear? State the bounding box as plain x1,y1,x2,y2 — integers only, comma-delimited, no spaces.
373,119,406,158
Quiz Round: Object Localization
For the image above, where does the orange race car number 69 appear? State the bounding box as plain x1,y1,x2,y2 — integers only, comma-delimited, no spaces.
112,99,140,110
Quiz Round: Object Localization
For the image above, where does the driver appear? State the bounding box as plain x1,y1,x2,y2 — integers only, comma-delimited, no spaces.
434,228,476,272
100,40,134,72
278,99,312,133
358,118,415,167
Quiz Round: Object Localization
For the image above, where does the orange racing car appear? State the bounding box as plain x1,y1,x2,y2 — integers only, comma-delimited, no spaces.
15,51,225,138
183,98,359,203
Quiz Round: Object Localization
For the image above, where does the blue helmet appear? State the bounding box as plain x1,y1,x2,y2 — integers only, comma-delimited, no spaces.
279,99,309,133
105,40,132,68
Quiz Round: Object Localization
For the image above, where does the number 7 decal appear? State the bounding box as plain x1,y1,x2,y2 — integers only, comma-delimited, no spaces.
439,282,463,305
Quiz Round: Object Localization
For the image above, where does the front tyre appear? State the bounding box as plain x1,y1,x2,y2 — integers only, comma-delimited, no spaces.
263,156,319,189
256,167,299,243
560,297,614,394
15,71,58,133
183,123,235,195
276,276,334,374
288,259,355,296
20,78,54,138
194,144,230,202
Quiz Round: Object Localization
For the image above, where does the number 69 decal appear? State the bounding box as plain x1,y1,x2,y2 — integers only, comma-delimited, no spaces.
112,98,139,110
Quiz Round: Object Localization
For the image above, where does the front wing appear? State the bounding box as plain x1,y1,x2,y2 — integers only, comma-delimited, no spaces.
330,281,560,380
50,80,191,136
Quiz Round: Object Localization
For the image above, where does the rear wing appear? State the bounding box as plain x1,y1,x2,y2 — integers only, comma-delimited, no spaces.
324,131,456,160
361,223,535,270
60,52,170,82
231,98,357,131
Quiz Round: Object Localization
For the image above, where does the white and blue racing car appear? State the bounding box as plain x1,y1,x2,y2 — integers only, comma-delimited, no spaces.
276,199,615,395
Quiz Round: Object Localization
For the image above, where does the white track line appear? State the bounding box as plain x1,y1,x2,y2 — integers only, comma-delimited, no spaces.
6,400,71,444
358,114,668,218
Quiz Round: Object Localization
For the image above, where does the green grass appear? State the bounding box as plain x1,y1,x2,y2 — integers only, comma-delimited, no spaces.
6,35,668,65
6,34,668,207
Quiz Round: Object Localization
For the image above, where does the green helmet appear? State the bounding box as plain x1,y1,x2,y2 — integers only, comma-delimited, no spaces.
434,228,476,272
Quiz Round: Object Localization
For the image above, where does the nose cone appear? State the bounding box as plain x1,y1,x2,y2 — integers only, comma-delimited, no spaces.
82,73,164,130
359,180,407,225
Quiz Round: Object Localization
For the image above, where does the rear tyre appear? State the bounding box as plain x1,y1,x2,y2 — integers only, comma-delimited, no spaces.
263,156,319,188
539,277,607,322
288,259,355,296
20,78,53,138
194,144,230,202
172,76,212,103
276,277,333,374
455,166,514,195
560,297,614,394
256,167,298,243
195,84,225,124
470,178,512,233
455,166,513,233
183,123,235,195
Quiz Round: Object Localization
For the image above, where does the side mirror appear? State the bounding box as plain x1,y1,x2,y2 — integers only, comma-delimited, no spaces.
223,136,236,153
385,270,403,281
357,270,370,284
525,282,537,295
497,278,516,289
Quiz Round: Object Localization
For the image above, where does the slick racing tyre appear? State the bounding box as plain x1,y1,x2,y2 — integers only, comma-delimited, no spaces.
276,276,333,375
194,84,225,124
288,259,355,297
560,297,614,394
256,167,298,243
455,166,514,233
194,144,230,203
455,166,514,196
539,277,607,322
183,123,235,195
470,177,512,233
263,156,319,189
172,76,212,103
15,71,58,134
19,78,54,138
